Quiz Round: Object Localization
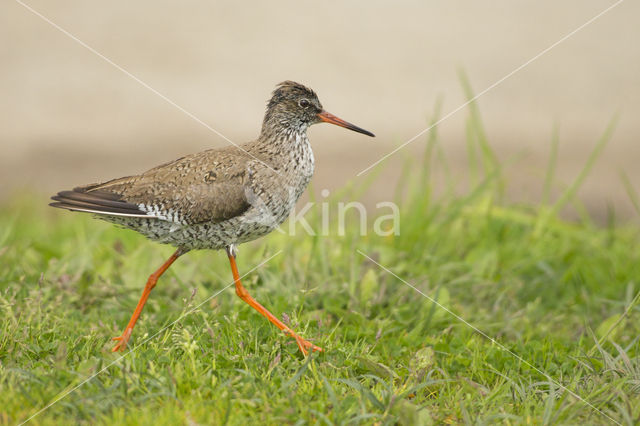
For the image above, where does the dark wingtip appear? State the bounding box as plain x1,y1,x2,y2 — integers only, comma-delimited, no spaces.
48,188,145,216
49,201,68,210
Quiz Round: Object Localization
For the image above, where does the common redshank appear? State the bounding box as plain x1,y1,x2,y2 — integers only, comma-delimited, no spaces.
50,81,374,355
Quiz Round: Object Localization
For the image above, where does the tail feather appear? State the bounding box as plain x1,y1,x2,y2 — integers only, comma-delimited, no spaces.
50,187,150,218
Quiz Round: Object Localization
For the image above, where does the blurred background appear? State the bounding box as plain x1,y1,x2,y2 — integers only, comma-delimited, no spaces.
1,0,639,220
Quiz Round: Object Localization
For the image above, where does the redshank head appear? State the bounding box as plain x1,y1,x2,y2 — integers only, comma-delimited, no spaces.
262,81,375,137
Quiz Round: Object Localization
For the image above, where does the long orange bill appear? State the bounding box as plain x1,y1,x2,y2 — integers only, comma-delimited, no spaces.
318,111,375,137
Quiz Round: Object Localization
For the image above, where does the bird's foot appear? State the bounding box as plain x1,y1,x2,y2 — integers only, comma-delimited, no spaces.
111,327,133,352
287,330,323,356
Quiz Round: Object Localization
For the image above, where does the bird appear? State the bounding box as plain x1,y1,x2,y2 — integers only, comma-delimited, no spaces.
50,81,374,355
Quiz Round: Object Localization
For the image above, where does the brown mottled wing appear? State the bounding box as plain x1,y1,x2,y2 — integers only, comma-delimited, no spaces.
50,148,252,224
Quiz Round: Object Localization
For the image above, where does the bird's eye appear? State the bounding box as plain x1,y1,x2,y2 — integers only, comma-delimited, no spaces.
298,99,310,108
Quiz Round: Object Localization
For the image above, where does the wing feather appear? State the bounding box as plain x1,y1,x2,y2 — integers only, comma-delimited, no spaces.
50,147,255,224
50,188,150,217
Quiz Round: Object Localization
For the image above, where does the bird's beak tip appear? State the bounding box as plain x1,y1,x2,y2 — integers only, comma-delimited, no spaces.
318,110,375,138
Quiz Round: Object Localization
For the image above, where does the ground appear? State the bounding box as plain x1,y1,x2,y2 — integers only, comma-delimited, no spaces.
2,113,640,425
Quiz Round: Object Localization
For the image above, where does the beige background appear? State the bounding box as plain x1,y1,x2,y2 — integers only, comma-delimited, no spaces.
1,1,639,220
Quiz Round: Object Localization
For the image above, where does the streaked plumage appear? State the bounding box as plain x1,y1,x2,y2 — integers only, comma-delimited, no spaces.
50,81,374,355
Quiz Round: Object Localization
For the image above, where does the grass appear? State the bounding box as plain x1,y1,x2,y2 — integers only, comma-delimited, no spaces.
2,91,640,425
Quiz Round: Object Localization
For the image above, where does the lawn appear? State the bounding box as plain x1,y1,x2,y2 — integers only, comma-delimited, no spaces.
2,101,640,425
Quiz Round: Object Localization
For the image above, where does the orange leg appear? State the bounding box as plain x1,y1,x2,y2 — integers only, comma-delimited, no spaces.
111,249,184,352
227,247,322,356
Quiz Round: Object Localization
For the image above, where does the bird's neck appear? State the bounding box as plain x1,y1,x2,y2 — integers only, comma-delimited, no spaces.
247,124,314,174
260,115,307,139
253,122,310,154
